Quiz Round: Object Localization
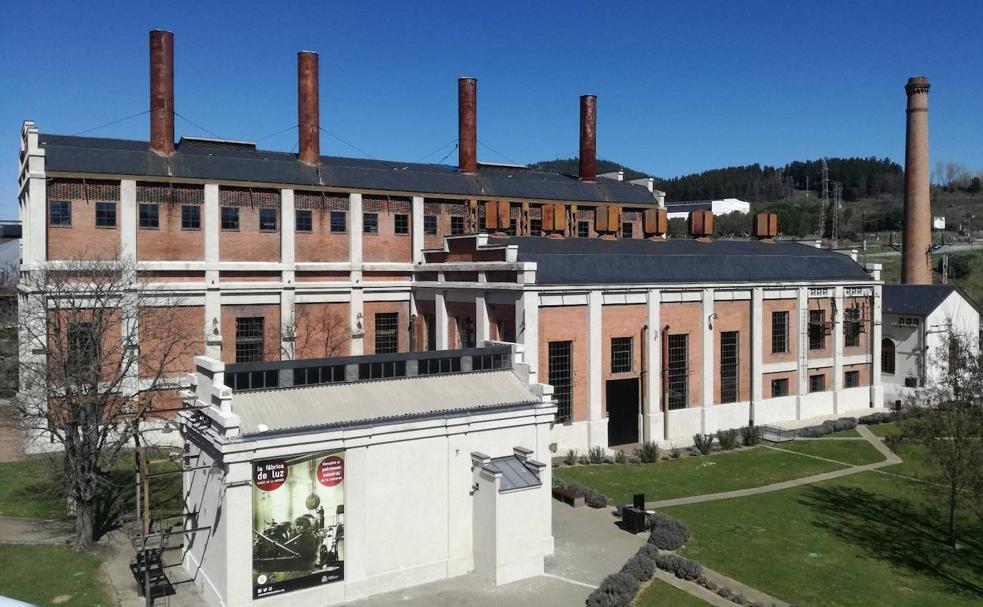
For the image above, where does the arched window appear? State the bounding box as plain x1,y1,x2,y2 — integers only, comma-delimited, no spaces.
881,338,896,375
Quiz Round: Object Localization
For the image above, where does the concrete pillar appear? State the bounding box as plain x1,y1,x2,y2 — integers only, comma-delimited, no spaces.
701,288,714,433
350,193,363,280
476,292,490,344
795,286,809,419
586,290,607,448
412,195,424,263
515,291,539,382
644,289,662,442
280,189,295,283
280,288,295,359
902,76,932,285
832,286,845,414
120,180,137,262
350,287,364,355
435,290,449,350
20,122,46,268
870,285,883,407
205,289,221,359
750,287,763,422
204,184,219,277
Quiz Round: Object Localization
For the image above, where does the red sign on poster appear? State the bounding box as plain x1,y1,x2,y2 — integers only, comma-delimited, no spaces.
253,459,287,492
317,456,344,487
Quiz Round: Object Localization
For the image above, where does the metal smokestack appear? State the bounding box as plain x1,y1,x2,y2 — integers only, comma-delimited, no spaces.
458,77,477,174
297,51,320,166
902,76,932,285
149,30,175,156
579,95,597,182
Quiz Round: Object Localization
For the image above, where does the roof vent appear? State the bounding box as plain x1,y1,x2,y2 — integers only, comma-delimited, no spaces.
177,136,257,151
688,210,714,241
753,212,779,241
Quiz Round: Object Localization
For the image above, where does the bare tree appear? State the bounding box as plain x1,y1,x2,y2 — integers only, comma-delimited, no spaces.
902,328,983,548
11,255,200,549
281,305,350,360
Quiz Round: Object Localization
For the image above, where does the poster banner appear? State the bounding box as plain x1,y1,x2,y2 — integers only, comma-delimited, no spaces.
251,451,345,599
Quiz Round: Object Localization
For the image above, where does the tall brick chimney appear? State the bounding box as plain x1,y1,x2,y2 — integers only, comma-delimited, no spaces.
579,95,597,182
297,51,320,166
902,76,932,284
149,30,175,156
458,77,477,174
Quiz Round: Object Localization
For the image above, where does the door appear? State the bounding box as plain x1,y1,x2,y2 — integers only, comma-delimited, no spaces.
607,378,640,446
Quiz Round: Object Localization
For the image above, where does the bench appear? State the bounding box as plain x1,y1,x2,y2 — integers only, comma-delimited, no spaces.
552,486,585,507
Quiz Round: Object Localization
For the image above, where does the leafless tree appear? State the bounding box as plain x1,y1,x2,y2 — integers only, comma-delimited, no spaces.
9,255,201,549
281,305,350,360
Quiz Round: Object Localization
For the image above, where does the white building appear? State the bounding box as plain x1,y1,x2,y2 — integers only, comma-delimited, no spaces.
665,198,751,220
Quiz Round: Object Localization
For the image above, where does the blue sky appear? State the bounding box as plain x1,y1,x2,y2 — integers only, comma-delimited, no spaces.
3,1,982,218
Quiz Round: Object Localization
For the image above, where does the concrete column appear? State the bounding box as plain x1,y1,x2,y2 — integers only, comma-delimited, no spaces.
350,193,363,279
870,285,883,407
280,288,295,359
435,290,449,350
751,287,763,422
280,189,295,282
644,289,662,442
204,184,219,280
586,290,607,448
120,180,137,262
20,122,46,267
120,294,140,398
204,289,221,359
701,288,715,433
476,292,490,344
412,195,424,263
515,290,539,382
221,463,255,607
832,286,845,414
795,286,809,419
350,287,364,355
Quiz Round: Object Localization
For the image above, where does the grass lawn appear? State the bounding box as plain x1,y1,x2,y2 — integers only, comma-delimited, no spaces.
826,427,861,437
666,472,983,607
773,439,885,466
555,447,845,504
868,421,903,438
633,577,710,606
881,440,941,481
0,544,112,606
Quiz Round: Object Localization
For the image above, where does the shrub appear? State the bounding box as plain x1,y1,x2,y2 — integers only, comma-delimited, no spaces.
552,476,566,488
588,445,606,464
860,412,895,425
585,572,640,607
647,512,691,550
697,576,717,592
716,429,739,450
718,587,733,599
637,543,660,561
564,449,578,466
614,450,628,464
740,424,762,446
627,454,642,464
585,490,608,508
621,553,656,581
693,433,715,455
669,443,681,459
567,482,590,496
578,454,591,465
637,441,660,463
832,417,857,432
652,553,701,580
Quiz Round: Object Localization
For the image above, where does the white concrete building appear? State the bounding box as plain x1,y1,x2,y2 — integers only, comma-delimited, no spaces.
665,198,751,220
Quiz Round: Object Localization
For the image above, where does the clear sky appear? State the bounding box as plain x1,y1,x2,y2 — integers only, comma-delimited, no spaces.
3,1,982,218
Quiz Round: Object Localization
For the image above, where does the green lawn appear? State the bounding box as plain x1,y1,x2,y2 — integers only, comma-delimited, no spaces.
868,421,903,438
881,440,941,481
633,577,710,606
555,447,846,504
0,544,112,606
774,439,885,466
826,427,861,437
666,472,983,607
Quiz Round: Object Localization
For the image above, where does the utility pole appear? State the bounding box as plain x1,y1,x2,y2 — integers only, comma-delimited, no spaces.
831,181,842,248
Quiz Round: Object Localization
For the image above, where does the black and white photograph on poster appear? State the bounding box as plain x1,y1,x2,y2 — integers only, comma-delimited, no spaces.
251,451,345,599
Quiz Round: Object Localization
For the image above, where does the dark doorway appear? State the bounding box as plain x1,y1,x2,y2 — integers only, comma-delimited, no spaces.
607,378,640,446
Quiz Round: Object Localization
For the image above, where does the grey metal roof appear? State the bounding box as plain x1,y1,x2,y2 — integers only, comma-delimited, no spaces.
38,134,658,205
233,369,540,436
496,236,873,285
485,456,542,492
881,284,958,316
665,201,712,213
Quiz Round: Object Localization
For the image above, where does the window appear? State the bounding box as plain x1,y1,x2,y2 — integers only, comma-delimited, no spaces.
720,331,739,403
221,206,239,231
771,311,788,354
50,201,72,226
235,317,264,363
374,312,399,354
418,356,462,375
809,373,825,393
66,321,98,379
424,215,438,235
424,313,436,351
473,353,507,371
611,337,633,373
181,205,201,230
330,211,346,233
667,334,689,410
228,370,278,391
358,360,406,380
293,365,345,386
529,218,542,236
456,316,475,349
622,222,633,239
845,370,860,388
771,378,789,397
507,218,517,237
394,214,409,234
363,212,378,234
548,341,573,422
496,318,515,343
577,221,589,238
259,208,278,232
296,209,313,232
844,307,861,348
881,338,896,374
808,309,826,350
138,203,158,229
450,216,465,236
96,202,117,228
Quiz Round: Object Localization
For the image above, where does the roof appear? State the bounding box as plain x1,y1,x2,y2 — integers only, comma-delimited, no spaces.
485,455,542,492
232,369,540,436
665,202,711,213
497,236,873,285
38,134,658,205
881,284,960,316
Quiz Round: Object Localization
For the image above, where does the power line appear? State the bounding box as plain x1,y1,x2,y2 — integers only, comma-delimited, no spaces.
72,110,149,136
414,138,458,163
253,124,298,144
435,144,458,166
318,126,377,159
174,111,223,139
477,139,521,165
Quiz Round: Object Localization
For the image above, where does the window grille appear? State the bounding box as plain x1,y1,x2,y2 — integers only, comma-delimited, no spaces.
182,205,201,230
667,334,689,410
295,209,313,232
50,201,72,226
622,222,633,238
844,307,861,347
330,211,346,233
577,221,589,238
611,337,633,373
424,215,438,235
235,317,264,363
97,202,118,227
374,313,399,354
808,309,826,350
548,341,573,422
771,378,789,397
67,321,98,379
394,214,409,234
507,218,517,236
720,331,739,403
259,208,278,232
844,370,860,388
221,207,239,231
529,218,542,236
881,339,896,374
450,216,465,235
363,212,378,234
809,374,825,393
771,311,788,354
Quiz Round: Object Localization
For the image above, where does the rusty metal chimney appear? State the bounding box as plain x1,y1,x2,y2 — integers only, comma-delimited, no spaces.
297,51,320,166
902,76,932,284
579,95,597,181
149,30,175,156
458,77,477,174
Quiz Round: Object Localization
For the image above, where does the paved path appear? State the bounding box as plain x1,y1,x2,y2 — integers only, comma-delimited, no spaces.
0,515,73,545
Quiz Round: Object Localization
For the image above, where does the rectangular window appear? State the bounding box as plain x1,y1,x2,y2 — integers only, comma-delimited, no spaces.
456,316,475,349
138,203,158,229
506,218,517,237
771,378,789,398
234,317,264,363
622,222,634,239
66,321,98,379
808,309,826,350
96,202,117,228
424,215,438,235
450,216,465,236
577,221,589,238
374,312,399,354
667,334,689,410
330,211,346,233
181,205,201,230
472,353,507,371
293,365,345,386
358,360,406,380
611,337,633,373
424,313,436,351
809,373,825,393
394,214,409,234
720,331,739,403
771,311,788,354
228,369,278,391
221,206,239,231
529,218,542,236
259,208,278,232
548,341,573,423
50,201,72,226
844,307,861,348
418,356,462,375
845,370,860,388
295,209,313,232
363,212,378,234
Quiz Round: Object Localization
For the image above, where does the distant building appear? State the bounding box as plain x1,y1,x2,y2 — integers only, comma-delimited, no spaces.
666,198,751,219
